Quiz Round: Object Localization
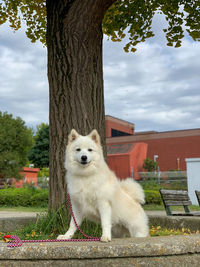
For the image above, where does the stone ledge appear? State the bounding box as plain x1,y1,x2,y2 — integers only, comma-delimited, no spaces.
1,256,200,267
0,217,37,232
1,234,200,266
1,214,200,266
1,235,200,261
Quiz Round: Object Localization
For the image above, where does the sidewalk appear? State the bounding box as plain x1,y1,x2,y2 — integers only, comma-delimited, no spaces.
0,210,166,219
0,211,39,218
0,211,42,232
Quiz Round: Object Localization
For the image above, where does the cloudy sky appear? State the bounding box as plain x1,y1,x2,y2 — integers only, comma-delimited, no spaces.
0,13,200,133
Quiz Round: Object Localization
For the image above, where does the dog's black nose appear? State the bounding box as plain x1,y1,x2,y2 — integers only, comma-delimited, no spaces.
81,155,87,162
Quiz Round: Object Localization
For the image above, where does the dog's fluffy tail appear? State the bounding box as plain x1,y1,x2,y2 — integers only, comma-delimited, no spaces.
119,178,145,204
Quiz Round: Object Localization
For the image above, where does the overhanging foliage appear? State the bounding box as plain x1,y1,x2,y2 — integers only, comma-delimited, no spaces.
0,0,199,51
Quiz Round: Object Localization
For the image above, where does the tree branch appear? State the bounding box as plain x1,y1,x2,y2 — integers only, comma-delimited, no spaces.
103,0,118,13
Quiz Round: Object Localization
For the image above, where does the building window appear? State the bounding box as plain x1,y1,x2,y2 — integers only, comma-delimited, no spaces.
111,128,131,137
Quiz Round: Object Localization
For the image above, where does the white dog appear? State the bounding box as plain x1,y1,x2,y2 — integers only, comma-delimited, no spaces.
57,129,149,242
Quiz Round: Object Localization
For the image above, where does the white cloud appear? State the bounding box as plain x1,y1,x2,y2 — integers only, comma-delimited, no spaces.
104,62,128,78
0,14,200,132
103,33,200,132
0,23,48,128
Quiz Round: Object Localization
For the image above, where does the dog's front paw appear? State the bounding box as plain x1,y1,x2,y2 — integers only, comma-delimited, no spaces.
57,234,71,240
100,236,111,242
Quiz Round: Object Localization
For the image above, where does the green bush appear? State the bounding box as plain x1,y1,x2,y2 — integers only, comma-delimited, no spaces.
0,187,48,207
144,190,162,205
30,191,49,207
143,158,157,172
140,180,161,190
0,187,161,207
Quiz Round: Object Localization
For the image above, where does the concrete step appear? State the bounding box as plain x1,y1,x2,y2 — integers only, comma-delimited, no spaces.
1,235,200,266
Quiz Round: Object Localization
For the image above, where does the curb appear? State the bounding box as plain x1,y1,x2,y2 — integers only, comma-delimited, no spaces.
1,235,200,266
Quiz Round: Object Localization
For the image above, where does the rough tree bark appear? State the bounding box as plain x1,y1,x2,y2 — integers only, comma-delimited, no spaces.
46,0,117,210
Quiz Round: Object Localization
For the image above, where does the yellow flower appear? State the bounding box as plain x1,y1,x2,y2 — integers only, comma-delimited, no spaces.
32,230,36,237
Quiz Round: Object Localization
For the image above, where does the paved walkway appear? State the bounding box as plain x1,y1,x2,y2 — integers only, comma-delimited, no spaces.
0,211,39,218
146,210,166,216
0,210,166,219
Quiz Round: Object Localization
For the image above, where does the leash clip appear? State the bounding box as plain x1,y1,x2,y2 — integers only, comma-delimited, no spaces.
3,235,23,247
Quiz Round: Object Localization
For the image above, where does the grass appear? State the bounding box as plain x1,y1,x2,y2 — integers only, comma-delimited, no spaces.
150,226,200,236
1,224,199,243
0,205,101,241
144,204,165,210
144,204,200,211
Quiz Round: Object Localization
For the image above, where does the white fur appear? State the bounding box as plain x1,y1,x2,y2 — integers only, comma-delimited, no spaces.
57,129,149,242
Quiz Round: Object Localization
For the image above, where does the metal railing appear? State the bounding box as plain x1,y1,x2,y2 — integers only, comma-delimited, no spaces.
137,171,187,190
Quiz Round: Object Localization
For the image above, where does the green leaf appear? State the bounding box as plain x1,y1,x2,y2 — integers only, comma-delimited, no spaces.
1,0,199,49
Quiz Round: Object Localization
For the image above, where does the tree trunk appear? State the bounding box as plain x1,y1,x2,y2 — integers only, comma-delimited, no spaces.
46,0,116,210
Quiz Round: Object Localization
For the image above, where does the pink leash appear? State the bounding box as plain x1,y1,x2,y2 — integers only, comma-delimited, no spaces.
3,193,100,247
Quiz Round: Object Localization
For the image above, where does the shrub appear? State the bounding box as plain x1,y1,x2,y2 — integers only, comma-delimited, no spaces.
140,180,161,190
30,191,49,207
144,190,162,205
0,187,48,207
143,158,157,172
0,187,161,207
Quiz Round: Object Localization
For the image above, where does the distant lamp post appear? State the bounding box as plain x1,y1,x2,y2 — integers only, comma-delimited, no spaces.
29,164,34,168
177,158,180,170
154,155,158,174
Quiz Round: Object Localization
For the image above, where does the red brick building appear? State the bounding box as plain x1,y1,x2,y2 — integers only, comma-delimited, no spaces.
107,142,148,180
106,115,135,137
106,115,200,179
14,167,40,188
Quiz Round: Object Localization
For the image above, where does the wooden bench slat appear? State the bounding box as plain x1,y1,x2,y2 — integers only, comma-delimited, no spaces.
160,189,189,195
162,195,190,201
159,189,199,216
195,190,200,205
172,212,200,216
165,200,192,206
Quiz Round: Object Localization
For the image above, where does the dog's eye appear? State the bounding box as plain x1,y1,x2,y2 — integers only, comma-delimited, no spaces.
88,148,93,152
76,148,81,152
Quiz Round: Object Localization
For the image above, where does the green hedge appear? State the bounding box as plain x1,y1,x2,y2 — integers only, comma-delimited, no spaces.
0,187,48,207
30,191,49,207
144,190,162,205
0,187,161,207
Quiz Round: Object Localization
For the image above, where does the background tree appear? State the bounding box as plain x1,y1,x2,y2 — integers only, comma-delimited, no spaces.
28,123,49,168
0,0,199,210
0,111,33,179
143,158,157,172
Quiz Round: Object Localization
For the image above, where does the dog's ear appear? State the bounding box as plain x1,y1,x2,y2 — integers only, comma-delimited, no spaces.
68,129,79,143
89,129,101,145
